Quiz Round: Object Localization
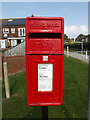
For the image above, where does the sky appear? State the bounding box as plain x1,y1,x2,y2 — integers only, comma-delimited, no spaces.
1,2,88,39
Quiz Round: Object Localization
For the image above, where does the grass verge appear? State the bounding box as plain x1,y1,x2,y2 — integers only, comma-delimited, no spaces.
2,55,88,119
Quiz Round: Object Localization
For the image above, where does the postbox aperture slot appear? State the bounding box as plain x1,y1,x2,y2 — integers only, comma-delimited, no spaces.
27,33,62,53
28,33,61,39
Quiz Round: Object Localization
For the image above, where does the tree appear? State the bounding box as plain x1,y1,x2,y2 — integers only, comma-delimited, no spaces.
64,34,68,41
76,34,85,41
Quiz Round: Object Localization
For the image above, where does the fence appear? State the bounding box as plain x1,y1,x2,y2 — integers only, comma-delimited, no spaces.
2,42,26,75
3,41,25,57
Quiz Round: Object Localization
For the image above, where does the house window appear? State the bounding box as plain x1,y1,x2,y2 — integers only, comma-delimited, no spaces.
3,28,9,34
11,28,15,33
18,28,25,36
11,40,17,47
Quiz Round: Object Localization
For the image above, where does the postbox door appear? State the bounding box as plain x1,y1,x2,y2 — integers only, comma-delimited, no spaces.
30,55,63,105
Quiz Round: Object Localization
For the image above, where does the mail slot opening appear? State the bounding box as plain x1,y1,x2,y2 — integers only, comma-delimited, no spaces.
28,33,61,39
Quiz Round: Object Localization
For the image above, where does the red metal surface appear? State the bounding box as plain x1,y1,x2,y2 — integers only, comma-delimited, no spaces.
25,17,64,106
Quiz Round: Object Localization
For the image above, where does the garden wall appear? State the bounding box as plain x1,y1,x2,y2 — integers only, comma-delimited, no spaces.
3,55,26,75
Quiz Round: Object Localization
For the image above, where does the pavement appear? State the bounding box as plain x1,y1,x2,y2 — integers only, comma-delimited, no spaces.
64,51,89,64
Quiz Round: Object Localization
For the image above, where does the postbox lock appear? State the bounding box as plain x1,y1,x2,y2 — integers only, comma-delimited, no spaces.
34,78,36,81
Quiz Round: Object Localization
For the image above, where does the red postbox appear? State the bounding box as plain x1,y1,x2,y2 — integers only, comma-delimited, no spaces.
25,17,64,106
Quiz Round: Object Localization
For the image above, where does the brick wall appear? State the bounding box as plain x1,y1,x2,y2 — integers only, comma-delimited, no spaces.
3,55,26,75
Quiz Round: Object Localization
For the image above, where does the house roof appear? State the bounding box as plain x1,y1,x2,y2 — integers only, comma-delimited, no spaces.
3,19,25,26
1,19,9,25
